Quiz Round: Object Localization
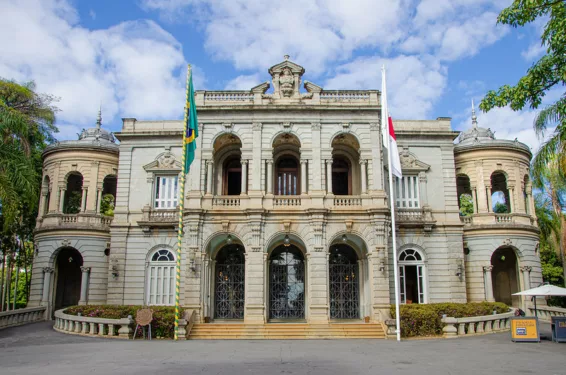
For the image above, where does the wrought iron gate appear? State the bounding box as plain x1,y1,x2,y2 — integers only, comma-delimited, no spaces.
269,246,305,319
214,248,245,319
329,247,359,319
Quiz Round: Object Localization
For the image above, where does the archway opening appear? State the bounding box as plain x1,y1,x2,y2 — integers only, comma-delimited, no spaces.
54,247,83,310
491,247,520,306
64,173,83,214
331,133,360,195
398,249,426,304
223,158,242,196
101,175,117,216
457,174,473,216
42,176,51,215
332,157,351,195
214,244,245,319
329,244,359,319
269,245,305,320
275,156,299,195
491,172,510,213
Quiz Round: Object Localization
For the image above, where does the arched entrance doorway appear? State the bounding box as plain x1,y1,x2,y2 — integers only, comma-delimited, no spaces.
269,245,305,320
329,245,359,319
54,247,83,311
398,249,426,304
214,244,245,319
491,247,520,306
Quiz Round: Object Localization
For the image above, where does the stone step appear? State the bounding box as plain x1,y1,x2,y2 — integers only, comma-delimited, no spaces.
188,323,385,340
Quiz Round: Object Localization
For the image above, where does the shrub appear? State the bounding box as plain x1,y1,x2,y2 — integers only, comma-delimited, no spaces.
64,305,186,339
390,302,508,338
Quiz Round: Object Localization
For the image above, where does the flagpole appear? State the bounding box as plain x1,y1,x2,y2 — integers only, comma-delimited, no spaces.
174,64,191,341
382,65,401,342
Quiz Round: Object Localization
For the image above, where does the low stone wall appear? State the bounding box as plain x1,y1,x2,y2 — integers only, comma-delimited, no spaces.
529,305,566,321
54,309,134,339
0,306,46,329
441,311,514,338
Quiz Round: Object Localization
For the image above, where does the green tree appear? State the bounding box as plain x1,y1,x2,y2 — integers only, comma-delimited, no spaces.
493,202,509,213
459,194,474,216
480,0,566,173
100,193,115,216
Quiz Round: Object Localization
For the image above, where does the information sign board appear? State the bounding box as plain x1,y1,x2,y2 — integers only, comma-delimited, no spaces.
511,317,539,342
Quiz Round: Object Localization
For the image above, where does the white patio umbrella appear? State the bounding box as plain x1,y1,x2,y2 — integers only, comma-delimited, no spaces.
513,284,566,317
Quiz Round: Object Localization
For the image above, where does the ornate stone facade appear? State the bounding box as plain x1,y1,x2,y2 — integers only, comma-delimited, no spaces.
29,60,542,324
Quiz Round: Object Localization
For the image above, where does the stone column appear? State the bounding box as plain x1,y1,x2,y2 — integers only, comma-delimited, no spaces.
96,188,103,214
483,265,495,302
80,188,87,212
38,191,48,217
526,183,535,217
326,160,333,194
508,187,515,213
360,160,367,194
520,266,532,291
79,267,91,305
300,159,307,194
206,160,213,195
486,186,492,213
471,187,478,213
240,160,248,195
41,267,54,305
266,160,273,194
58,188,66,212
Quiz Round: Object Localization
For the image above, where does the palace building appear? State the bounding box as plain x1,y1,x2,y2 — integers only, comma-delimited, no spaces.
29,58,541,331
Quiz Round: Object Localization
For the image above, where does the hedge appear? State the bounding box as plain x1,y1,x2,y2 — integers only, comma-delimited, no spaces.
64,305,186,339
390,302,509,338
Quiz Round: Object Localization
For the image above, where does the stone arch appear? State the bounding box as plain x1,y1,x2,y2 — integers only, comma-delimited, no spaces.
53,247,83,311
457,174,473,215
145,244,176,263
331,133,361,195
490,170,511,213
265,231,308,254
270,131,302,149
209,129,245,151
63,172,84,214
213,134,243,196
329,131,361,150
145,246,176,306
327,231,370,259
491,246,520,306
203,231,246,258
397,246,428,304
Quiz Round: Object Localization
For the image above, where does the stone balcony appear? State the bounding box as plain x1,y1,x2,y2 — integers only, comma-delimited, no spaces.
394,207,436,233
36,213,113,233
137,207,178,232
196,194,386,212
460,213,536,228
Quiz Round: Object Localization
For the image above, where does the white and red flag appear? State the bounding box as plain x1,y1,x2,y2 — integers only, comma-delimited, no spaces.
381,66,402,178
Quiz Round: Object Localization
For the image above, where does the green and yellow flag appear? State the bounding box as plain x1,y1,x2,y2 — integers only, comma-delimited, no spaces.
183,68,199,173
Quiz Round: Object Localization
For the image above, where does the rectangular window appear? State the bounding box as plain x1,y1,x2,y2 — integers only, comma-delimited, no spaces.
394,176,420,208
154,175,179,209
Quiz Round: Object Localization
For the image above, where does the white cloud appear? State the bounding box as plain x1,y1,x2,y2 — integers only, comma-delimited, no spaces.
521,42,545,61
0,0,190,140
225,74,262,90
325,55,447,119
89,9,96,20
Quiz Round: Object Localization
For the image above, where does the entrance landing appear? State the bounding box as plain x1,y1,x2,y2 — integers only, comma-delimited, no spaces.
189,323,385,339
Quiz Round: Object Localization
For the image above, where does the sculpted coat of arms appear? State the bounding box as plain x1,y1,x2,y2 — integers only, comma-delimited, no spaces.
279,68,294,97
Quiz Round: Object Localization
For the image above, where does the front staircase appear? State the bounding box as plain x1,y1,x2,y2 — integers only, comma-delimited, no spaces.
188,323,386,340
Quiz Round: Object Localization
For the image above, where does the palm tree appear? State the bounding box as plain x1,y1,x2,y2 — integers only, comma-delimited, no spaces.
532,100,565,177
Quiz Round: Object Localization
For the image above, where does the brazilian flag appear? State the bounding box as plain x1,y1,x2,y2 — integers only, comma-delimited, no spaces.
184,69,199,174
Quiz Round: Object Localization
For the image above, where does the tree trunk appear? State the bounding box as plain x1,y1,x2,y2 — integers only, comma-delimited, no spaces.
0,249,5,312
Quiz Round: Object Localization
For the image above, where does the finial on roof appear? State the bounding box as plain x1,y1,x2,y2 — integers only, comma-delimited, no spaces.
284,54,290,61
471,99,477,128
96,106,102,129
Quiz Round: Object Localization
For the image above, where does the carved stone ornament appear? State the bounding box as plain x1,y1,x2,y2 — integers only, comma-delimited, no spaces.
311,123,321,131
279,68,294,97
61,239,72,247
223,122,234,133
483,265,493,272
43,267,54,274
399,148,430,172
158,153,176,169
503,238,513,246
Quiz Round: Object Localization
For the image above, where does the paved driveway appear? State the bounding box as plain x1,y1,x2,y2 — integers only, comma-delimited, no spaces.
0,322,564,375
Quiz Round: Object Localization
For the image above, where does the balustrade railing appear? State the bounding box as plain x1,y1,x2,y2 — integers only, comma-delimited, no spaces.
273,196,302,207
320,90,370,101
54,309,134,339
396,209,425,222
441,311,514,338
212,196,241,207
495,214,513,223
528,305,566,321
333,196,362,206
460,216,473,225
0,306,45,329
147,209,177,222
39,214,113,230
204,91,253,102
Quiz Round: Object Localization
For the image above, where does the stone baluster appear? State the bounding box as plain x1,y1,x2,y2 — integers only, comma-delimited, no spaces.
326,160,333,194
90,322,98,335
483,265,495,302
98,323,105,336
476,321,484,333
79,267,91,305
108,324,115,336
81,322,89,334
360,160,367,194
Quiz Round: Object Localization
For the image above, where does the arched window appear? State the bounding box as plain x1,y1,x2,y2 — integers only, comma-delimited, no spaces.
275,157,299,195
329,245,359,319
491,172,510,213
42,176,51,216
398,249,426,304
146,249,176,306
456,175,474,216
332,157,351,195
214,245,245,319
64,173,84,214
101,175,117,216
223,158,242,195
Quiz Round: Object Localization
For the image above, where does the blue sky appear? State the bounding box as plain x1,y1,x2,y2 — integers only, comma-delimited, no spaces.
0,0,554,152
